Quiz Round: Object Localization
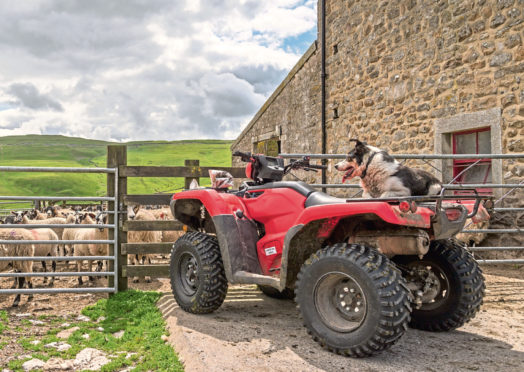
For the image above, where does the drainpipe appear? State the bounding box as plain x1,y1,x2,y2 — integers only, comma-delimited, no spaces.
321,0,327,193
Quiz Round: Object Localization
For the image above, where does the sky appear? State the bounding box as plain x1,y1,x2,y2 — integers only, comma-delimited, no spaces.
0,0,318,142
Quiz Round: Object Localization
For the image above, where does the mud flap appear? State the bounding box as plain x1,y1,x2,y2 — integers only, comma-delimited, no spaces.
213,215,261,279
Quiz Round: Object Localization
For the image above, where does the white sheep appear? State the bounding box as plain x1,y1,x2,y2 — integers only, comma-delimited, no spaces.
20,214,66,239
74,212,108,285
127,205,162,283
27,228,60,286
0,228,36,307
61,213,80,261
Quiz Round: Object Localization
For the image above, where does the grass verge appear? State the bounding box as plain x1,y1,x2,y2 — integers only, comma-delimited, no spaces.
10,290,183,372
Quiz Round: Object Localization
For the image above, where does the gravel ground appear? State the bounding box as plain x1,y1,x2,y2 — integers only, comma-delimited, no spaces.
1,266,523,371
158,266,524,372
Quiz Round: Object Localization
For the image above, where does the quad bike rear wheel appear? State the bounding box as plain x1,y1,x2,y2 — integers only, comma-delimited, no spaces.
170,232,228,314
295,243,411,357
393,239,485,332
257,285,295,299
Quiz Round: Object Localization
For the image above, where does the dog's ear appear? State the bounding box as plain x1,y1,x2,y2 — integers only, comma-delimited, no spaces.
349,138,368,155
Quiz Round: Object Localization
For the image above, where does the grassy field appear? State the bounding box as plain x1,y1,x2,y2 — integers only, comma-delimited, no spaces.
0,135,233,207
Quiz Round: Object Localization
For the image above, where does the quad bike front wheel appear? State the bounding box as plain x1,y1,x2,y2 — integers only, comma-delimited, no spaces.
170,232,228,314
295,243,411,357
393,239,485,332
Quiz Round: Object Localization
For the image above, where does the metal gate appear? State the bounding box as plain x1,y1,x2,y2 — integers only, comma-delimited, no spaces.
280,152,524,265
0,166,118,296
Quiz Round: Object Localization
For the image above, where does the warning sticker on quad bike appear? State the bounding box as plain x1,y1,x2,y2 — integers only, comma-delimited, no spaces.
264,247,277,256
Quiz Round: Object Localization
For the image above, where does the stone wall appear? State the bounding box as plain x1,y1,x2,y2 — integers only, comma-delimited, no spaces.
232,0,524,250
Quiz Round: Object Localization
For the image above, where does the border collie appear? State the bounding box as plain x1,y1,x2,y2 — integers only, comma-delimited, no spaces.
334,139,442,198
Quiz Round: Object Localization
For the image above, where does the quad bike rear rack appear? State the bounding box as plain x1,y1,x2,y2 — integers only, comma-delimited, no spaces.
343,186,492,219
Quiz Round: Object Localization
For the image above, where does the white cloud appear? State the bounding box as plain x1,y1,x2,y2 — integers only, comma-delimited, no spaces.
0,0,317,141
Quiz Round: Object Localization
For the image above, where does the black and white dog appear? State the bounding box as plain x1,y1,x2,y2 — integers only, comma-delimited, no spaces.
334,139,442,198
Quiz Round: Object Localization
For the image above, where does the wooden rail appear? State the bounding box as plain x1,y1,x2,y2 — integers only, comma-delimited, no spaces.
107,147,243,291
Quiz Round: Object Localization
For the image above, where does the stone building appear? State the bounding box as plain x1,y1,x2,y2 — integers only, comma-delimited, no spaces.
231,0,524,252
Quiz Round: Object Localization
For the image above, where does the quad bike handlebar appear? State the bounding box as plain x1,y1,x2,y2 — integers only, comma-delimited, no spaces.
284,156,327,174
233,151,326,174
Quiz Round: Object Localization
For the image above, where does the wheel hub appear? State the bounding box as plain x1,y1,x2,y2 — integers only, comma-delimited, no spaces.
403,263,449,310
334,283,364,320
178,253,199,295
314,272,367,333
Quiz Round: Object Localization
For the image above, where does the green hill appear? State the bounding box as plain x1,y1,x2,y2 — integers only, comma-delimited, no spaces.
0,135,233,208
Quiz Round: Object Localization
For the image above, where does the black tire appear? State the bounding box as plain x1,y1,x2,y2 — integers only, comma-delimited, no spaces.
169,232,228,314
295,243,411,357
257,285,295,299
393,239,485,332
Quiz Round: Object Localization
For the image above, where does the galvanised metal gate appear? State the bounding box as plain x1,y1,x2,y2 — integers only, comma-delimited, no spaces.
0,165,118,296
280,152,524,265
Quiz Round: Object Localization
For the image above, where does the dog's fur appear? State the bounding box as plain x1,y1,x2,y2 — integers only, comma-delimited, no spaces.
334,139,442,198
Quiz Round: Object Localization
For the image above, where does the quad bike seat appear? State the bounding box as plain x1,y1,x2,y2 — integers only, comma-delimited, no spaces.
305,191,347,208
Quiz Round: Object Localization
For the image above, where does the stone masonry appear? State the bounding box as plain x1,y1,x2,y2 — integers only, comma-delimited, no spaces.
232,0,524,253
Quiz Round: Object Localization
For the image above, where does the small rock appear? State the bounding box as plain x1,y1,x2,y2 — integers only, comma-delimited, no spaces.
43,358,74,371
126,352,137,359
30,340,41,346
28,320,45,326
112,330,125,339
74,348,110,370
22,358,45,371
82,334,90,340
96,316,106,322
76,315,90,322
15,313,32,318
57,326,80,339
57,344,72,352
60,322,70,328
45,342,59,349
161,335,168,342
96,327,104,332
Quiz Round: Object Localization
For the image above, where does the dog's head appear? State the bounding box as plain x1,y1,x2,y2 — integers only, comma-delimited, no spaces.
334,139,374,182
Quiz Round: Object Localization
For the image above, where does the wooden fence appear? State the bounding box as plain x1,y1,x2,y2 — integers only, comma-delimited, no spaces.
107,146,244,291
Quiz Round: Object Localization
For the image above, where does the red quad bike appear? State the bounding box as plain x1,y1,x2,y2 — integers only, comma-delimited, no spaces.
169,151,491,357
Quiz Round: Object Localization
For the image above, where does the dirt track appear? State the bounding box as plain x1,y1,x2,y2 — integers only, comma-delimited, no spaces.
1,266,523,371
158,266,524,372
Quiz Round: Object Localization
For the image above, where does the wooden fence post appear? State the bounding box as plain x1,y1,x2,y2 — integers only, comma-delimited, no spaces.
184,159,200,189
107,145,128,292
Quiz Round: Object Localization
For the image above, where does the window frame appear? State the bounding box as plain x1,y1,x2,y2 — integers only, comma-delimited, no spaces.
452,127,492,194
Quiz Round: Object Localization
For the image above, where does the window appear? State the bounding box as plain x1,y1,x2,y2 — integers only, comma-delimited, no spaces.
254,137,281,157
435,108,502,197
452,127,492,194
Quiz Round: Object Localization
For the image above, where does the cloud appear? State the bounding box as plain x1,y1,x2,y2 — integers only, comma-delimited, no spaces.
0,0,317,141
7,83,63,112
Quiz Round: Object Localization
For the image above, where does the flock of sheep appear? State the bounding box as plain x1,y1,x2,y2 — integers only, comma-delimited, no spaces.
0,204,179,307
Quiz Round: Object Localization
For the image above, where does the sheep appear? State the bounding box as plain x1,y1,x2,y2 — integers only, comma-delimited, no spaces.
127,205,162,283
74,212,108,285
19,214,66,240
150,207,172,220
0,228,35,307
27,228,60,286
62,213,80,261
30,209,48,220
